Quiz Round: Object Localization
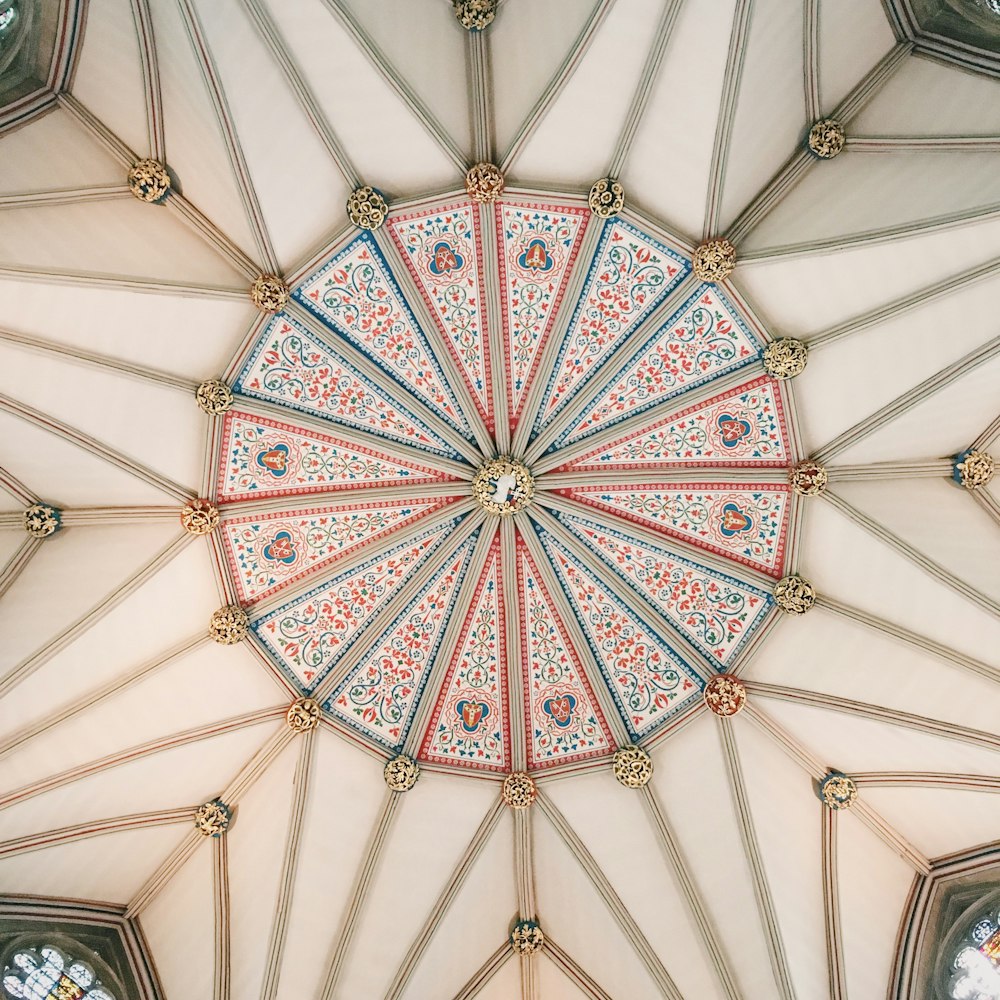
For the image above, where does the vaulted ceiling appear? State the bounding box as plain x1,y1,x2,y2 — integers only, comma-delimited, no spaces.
2,2,1000,999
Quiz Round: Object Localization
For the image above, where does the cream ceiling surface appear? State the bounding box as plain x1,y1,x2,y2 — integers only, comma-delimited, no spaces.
1,1,1000,999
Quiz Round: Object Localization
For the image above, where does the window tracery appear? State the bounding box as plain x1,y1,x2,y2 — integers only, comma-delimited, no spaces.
2,945,117,1000
951,910,1000,999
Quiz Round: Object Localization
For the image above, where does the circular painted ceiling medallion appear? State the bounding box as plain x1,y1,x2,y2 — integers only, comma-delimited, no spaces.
209,190,803,779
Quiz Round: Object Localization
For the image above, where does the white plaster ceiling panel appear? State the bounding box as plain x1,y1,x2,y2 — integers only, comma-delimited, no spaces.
816,0,897,111
622,0,738,239
851,53,1000,134
265,0,458,194
2,3,1000,1000
147,0,264,262
0,110,121,193
508,0,663,185
490,0,609,162
734,212,1000,335
717,0,808,233
69,0,150,156
188,0,354,272
0,279,251,379
337,0,473,156
837,811,918,1000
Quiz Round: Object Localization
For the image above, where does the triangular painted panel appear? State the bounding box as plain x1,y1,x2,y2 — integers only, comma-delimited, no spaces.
560,484,791,577
251,519,460,690
234,313,456,457
293,233,470,435
219,497,459,605
558,284,763,447
325,533,478,750
538,528,703,739
517,536,614,769
535,219,689,432
495,200,589,429
555,509,774,665
216,411,453,503
561,376,791,472
419,535,510,772
389,201,493,432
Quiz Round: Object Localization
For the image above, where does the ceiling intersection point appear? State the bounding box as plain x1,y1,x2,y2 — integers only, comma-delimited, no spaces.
195,379,234,415
773,573,816,614
347,185,388,230
384,754,420,791
194,798,233,837
465,162,504,203
818,772,859,811
612,745,653,788
510,919,544,955
208,605,250,645
954,448,996,489
250,274,290,313
790,460,828,496
692,238,736,283
453,0,497,32
22,502,61,538
807,118,846,159
588,177,625,219
127,158,171,203
502,772,536,809
762,338,808,380
286,697,321,732
181,498,220,535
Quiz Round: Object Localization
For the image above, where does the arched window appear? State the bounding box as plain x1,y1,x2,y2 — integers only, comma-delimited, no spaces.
2,944,117,1000
951,910,1000,999
0,3,17,36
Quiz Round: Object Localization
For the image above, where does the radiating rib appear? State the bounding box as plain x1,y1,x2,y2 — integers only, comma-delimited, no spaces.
972,488,1000,533
481,201,508,453
817,596,1000,686
383,797,505,1000
321,0,466,172
973,412,1000,451
847,135,1000,152
826,460,953,482
814,335,1000,464
0,536,41,603
537,791,685,1000
806,256,1000,350
0,327,198,392
607,0,684,179
727,42,912,245
125,723,295,918
515,808,536,920
0,807,192,860
0,391,196,502
259,730,317,1000
174,0,279,273
0,707,287,813
318,792,402,1000
500,0,616,173
451,943,513,1000
129,0,166,161
238,0,360,187
703,0,756,240
641,785,743,1000
0,185,131,209
821,490,1000,619
213,834,231,1000
718,718,797,1000
0,263,246,299
821,808,846,1000
851,772,1000,791
803,0,820,124
0,533,194,701
543,939,615,1000
0,465,38,505
467,29,493,164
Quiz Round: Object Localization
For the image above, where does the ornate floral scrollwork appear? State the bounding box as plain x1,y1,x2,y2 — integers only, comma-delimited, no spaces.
808,118,846,159
819,771,858,810
588,177,625,218
773,574,816,615
472,457,534,515
384,754,420,791
195,798,232,836
762,338,808,379
196,379,234,415
704,674,747,717
286,697,321,733
127,158,171,202
613,745,653,788
692,238,736,283
502,771,536,809
347,185,388,230
23,503,61,539
465,162,504,204
954,449,995,490
209,604,249,644
250,274,290,313
453,0,497,30
790,460,828,496
510,919,545,955
181,498,220,535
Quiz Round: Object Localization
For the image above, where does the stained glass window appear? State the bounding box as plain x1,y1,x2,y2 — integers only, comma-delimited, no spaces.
951,911,1000,1000
2,945,117,1000
0,6,16,33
